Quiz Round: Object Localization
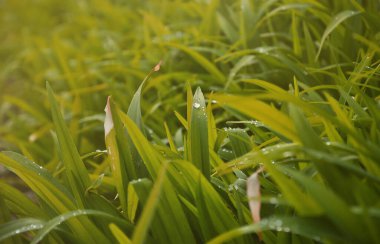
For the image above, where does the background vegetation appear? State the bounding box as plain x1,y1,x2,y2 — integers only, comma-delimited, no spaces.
1,0,380,243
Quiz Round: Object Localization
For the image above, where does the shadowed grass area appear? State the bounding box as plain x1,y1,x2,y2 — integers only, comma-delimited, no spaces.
1,0,380,243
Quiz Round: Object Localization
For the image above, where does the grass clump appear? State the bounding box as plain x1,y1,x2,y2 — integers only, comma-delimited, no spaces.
1,0,380,243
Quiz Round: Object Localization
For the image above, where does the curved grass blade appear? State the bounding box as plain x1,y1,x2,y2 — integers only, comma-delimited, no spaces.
0,152,109,243
0,218,45,242
0,151,75,210
31,209,132,244
315,10,360,61
213,94,299,142
207,216,343,244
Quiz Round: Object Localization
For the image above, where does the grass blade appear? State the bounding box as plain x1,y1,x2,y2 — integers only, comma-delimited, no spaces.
315,10,360,61
46,82,90,206
190,87,210,179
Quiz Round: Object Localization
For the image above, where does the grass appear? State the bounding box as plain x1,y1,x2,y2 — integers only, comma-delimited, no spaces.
1,0,380,243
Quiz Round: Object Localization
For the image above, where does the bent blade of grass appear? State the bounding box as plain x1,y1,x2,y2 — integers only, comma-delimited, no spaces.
207,215,343,244
31,209,132,244
46,82,90,206
213,94,299,142
0,151,74,209
191,87,210,179
0,152,107,243
0,218,45,242
315,10,360,61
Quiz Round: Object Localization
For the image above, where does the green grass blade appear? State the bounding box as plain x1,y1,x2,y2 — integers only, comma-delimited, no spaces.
104,97,136,213
120,114,196,243
131,161,169,244
279,165,371,242
31,209,131,244
46,82,90,206
213,94,299,142
208,216,343,244
315,10,360,61
190,87,210,179
0,218,45,242
109,223,132,244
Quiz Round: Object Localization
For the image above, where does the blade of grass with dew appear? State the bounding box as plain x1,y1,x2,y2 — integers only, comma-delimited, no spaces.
191,87,210,179
213,94,299,142
207,215,344,244
0,152,107,243
0,218,45,243
31,209,133,244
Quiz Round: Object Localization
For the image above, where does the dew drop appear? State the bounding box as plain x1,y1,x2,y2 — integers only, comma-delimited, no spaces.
275,220,282,227
193,103,201,109
269,197,278,204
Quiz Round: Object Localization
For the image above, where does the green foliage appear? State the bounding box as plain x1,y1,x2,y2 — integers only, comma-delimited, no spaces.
1,0,380,243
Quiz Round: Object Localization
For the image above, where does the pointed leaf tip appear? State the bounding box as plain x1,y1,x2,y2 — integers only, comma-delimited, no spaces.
153,60,162,72
247,167,264,239
104,96,114,137
193,87,206,108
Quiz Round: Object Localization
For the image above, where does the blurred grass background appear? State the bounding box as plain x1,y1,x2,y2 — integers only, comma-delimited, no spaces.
1,0,379,160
